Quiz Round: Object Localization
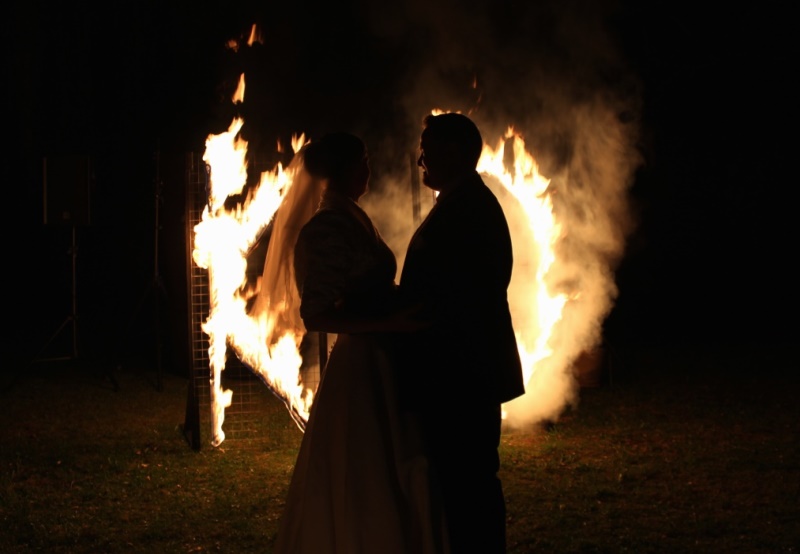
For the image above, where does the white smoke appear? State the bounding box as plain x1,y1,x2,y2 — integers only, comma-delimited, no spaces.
358,0,644,427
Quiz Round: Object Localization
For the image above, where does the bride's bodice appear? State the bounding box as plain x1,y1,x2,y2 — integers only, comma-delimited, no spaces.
295,195,398,322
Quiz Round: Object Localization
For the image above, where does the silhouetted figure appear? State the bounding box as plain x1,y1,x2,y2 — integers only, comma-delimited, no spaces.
399,113,525,553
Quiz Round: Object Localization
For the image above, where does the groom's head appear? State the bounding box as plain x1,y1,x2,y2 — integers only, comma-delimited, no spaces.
417,113,483,191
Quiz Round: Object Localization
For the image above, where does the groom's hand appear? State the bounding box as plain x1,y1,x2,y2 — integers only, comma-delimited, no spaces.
386,302,433,333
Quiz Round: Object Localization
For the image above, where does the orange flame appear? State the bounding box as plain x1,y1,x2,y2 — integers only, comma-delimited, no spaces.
193,73,312,445
247,23,262,46
475,126,569,419
232,74,245,105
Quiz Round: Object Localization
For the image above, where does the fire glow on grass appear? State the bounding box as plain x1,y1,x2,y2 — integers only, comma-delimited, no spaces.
195,82,573,447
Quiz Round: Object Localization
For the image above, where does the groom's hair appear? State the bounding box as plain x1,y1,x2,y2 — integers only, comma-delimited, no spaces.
422,112,483,169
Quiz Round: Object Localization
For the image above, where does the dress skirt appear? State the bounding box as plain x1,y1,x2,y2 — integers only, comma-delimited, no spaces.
274,333,448,554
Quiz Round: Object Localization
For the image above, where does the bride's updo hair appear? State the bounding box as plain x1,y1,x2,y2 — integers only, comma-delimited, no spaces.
302,132,367,187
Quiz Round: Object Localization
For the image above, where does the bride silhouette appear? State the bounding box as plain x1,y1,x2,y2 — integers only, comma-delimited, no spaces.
272,132,449,554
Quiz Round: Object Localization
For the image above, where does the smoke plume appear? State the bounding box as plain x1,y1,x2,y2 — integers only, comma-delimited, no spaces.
357,0,644,427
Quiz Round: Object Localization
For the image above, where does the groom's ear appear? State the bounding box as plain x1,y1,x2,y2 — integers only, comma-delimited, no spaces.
441,141,473,170
427,139,457,162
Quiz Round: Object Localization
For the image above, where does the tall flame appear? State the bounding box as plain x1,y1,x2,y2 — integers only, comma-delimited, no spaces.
475,127,570,421
193,73,311,446
478,127,566,371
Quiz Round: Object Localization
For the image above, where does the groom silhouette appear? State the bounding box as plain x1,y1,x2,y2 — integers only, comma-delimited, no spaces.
398,112,525,553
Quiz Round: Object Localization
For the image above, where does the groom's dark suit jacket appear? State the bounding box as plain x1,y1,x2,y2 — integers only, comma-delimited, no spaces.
399,172,525,408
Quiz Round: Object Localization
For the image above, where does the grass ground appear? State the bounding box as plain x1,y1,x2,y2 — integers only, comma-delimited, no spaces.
1,343,797,553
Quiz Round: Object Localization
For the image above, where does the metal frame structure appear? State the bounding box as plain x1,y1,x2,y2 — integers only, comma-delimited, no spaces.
182,152,287,450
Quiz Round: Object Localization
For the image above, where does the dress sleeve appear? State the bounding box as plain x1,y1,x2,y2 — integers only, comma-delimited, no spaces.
294,211,357,321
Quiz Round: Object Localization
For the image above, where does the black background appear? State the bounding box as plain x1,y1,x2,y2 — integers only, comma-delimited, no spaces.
5,0,794,376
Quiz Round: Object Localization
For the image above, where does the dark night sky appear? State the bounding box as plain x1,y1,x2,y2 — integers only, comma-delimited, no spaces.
5,1,795,373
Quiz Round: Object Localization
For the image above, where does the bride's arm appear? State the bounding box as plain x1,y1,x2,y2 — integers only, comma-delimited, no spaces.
296,210,431,335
